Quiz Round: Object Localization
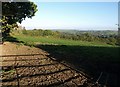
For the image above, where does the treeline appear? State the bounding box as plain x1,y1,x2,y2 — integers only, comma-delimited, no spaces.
60,32,118,45
22,29,60,37
13,29,119,45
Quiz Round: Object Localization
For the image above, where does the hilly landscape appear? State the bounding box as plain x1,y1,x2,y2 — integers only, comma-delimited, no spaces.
1,29,119,86
1,1,119,87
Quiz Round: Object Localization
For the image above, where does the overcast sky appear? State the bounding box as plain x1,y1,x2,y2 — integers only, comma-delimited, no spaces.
20,1,118,30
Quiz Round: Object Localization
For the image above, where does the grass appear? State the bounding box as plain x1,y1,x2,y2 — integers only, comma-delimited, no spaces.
12,35,120,62
1,69,15,74
13,35,117,47
12,34,120,62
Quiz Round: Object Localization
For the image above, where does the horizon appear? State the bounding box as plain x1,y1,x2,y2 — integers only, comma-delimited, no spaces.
20,2,118,30
25,28,118,31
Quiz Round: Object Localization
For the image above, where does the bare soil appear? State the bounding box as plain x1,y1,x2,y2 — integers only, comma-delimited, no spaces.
0,42,94,87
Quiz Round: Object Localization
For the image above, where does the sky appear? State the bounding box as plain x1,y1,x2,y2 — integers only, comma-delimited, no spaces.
20,1,118,30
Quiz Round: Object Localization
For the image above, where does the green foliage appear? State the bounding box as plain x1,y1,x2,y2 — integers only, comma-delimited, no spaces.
2,1,37,24
22,29,28,35
14,34,116,47
20,29,60,37
13,29,118,46
1,1,38,38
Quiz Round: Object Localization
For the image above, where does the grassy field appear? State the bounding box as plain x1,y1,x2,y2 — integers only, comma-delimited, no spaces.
11,35,119,62
13,35,117,47
8,34,120,86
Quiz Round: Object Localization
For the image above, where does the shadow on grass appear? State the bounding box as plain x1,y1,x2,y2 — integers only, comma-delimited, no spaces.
35,44,120,87
3,36,24,43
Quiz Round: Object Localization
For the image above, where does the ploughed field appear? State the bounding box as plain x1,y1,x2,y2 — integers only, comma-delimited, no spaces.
0,42,95,87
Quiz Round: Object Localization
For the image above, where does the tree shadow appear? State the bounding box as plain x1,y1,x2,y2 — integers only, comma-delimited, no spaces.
1,54,91,87
35,44,120,87
2,36,23,43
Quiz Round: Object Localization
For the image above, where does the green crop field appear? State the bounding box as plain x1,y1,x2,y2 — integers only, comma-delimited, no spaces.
12,34,119,62
13,35,117,47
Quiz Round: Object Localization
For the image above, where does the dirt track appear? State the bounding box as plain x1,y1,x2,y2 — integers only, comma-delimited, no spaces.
0,42,94,86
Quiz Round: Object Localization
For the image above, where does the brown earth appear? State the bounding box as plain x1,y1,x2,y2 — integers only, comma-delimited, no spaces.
0,42,96,87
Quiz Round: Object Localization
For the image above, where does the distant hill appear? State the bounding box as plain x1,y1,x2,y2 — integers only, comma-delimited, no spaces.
52,29,79,34
52,29,118,36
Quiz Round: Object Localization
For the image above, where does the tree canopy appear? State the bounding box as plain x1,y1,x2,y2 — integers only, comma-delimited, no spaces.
1,1,38,37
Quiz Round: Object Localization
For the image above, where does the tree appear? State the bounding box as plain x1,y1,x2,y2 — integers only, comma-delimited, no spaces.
1,1,38,38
